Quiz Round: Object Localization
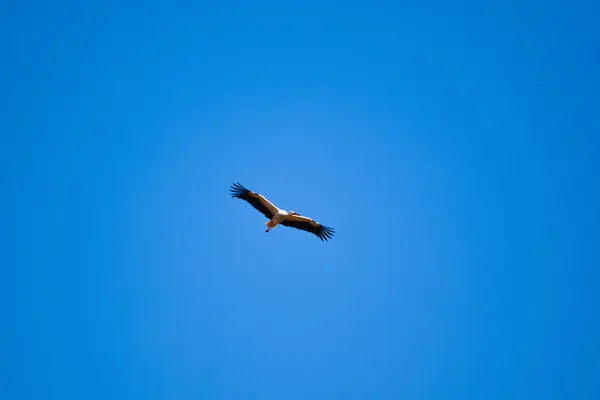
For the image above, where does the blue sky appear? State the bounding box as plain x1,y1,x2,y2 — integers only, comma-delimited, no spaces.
3,1,599,399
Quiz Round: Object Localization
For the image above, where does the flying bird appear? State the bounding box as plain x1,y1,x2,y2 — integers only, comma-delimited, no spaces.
229,182,335,241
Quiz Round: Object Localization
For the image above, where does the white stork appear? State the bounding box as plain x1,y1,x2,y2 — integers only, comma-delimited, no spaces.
230,182,335,242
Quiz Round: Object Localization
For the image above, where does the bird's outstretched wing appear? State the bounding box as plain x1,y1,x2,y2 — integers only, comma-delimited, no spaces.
281,214,335,241
229,182,279,219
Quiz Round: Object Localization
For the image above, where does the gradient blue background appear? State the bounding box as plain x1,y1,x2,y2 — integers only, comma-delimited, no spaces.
3,1,599,399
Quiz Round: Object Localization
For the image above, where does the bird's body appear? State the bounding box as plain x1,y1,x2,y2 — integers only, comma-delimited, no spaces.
229,182,335,241
265,209,289,232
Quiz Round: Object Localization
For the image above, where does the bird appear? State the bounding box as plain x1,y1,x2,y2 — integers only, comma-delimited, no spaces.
229,182,335,241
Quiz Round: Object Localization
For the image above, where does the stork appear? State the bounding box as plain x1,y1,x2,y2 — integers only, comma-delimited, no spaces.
229,182,335,242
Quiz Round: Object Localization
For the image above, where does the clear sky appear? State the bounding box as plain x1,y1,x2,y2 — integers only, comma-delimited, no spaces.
3,1,599,399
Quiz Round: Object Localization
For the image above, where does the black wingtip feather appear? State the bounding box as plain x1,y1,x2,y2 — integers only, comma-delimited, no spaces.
230,182,251,199
317,225,335,241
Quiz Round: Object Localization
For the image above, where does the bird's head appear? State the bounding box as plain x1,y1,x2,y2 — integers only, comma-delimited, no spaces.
288,211,300,216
